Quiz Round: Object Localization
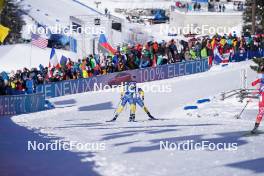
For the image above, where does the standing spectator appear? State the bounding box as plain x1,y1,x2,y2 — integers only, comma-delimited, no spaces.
194,2,197,11
140,49,151,68
222,4,226,12
197,3,201,11
99,53,107,74
26,76,34,94
89,55,97,73
184,48,191,61
195,41,202,59
206,39,214,66
106,55,114,73
0,76,6,95
190,47,196,60
168,39,178,63
80,59,88,78
105,8,108,16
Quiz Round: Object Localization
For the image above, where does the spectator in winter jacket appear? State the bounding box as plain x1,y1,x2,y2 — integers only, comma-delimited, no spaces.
126,52,138,69
168,39,178,63
0,76,6,95
206,40,214,66
190,48,196,60
140,49,151,68
184,49,191,61
89,55,97,70
26,77,34,94
99,53,107,74
194,41,202,59
201,47,208,59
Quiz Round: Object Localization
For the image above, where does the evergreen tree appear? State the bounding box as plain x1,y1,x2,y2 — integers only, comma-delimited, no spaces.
250,57,264,73
243,0,264,36
0,0,25,44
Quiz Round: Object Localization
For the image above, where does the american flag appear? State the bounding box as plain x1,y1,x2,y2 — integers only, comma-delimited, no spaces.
31,34,48,49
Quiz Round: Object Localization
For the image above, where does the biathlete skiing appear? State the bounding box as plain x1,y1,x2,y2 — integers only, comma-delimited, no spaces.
251,72,264,134
107,81,157,122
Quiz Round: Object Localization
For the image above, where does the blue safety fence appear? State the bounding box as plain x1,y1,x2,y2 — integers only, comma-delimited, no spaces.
0,93,45,116
231,49,264,62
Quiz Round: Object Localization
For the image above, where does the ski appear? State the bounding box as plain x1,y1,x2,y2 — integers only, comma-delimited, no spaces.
106,118,160,123
148,117,159,121
243,131,264,137
128,120,138,122
106,119,116,122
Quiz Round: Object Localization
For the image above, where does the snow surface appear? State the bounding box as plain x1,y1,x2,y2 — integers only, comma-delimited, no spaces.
9,60,264,176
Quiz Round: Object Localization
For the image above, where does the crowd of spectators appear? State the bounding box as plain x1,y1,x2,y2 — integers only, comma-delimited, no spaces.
208,2,226,12
233,1,244,11
175,1,244,13
1,33,264,95
175,1,202,12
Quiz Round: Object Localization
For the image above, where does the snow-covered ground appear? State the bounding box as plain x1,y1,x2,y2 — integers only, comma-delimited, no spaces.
6,60,264,176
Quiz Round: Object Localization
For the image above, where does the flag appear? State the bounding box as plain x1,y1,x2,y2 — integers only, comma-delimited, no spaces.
214,47,229,64
31,33,48,49
69,37,77,53
60,55,68,67
99,33,116,54
0,24,10,43
211,38,216,50
49,48,60,68
48,48,60,77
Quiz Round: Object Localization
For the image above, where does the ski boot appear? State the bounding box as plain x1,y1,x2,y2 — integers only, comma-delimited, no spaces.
129,114,136,122
251,123,260,134
147,112,157,120
106,115,118,122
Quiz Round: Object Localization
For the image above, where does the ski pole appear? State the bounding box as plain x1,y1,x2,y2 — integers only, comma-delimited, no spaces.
235,100,250,119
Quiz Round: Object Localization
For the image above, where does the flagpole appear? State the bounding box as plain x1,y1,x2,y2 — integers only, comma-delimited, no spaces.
30,33,32,68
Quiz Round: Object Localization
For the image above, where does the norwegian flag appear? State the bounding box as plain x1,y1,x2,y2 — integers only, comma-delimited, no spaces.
31,34,48,49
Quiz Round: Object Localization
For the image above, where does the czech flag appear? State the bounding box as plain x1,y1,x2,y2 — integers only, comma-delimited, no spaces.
99,33,116,54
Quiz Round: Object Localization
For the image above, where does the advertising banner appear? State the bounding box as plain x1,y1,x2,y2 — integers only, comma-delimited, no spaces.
37,59,209,98
0,93,45,116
